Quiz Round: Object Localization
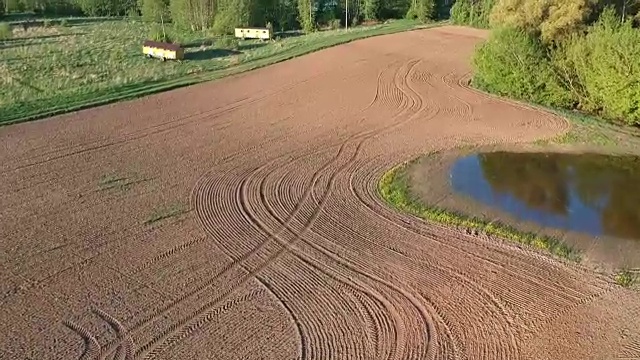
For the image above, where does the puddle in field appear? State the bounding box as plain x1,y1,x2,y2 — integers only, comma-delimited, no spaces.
450,152,640,240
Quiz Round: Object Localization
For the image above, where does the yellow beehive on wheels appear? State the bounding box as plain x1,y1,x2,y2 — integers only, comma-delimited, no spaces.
234,27,272,41
142,40,184,61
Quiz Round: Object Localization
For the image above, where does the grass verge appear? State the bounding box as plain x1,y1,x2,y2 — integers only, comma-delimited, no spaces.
1,19,443,126
378,160,581,262
144,203,187,225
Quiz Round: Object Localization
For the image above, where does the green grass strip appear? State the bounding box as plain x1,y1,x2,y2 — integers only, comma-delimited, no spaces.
0,20,444,127
378,161,582,262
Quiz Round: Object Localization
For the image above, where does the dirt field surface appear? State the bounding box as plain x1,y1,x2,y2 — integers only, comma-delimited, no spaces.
1,25,638,360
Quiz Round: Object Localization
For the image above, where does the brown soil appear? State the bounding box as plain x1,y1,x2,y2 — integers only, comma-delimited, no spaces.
0,25,638,360
406,144,640,272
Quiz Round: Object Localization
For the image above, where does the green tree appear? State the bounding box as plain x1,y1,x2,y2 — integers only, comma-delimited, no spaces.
554,7,640,124
213,0,253,34
363,0,380,20
170,0,217,30
140,0,170,22
490,0,596,44
451,0,496,27
297,0,315,32
406,0,435,22
472,26,573,107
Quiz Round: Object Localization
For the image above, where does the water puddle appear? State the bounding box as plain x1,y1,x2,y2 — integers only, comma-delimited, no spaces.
450,151,640,240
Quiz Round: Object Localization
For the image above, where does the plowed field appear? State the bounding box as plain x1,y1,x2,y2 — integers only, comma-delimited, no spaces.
1,25,638,360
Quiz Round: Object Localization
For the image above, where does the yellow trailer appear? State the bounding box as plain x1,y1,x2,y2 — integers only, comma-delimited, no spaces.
234,27,272,40
142,40,184,61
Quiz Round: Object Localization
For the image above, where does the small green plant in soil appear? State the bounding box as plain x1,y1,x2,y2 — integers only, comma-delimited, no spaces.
145,203,187,225
98,173,147,191
378,162,581,261
614,269,638,288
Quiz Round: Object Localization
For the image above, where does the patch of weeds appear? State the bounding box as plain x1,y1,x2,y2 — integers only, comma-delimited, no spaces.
378,163,581,262
99,173,149,191
614,269,638,288
99,174,128,188
144,203,187,225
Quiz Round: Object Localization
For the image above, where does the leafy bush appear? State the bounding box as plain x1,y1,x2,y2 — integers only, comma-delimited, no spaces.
451,0,495,28
0,22,12,40
554,8,640,125
216,36,239,50
43,19,53,27
327,18,341,30
450,0,471,24
213,0,251,35
60,19,69,27
405,0,435,22
405,6,418,20
473,26,573,107
140,0,169,23
149,24,172,43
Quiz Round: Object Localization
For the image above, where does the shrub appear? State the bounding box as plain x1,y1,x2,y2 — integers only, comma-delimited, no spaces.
149,24,172,43
0,22,12,40
472,26,573,107
140,0,169,23
60,19,69,27
450,0,472,25
216,36,239,50
554,8,640,125
43,19,53,27
405,6,418,20
451,0,496,28
327,18,341,30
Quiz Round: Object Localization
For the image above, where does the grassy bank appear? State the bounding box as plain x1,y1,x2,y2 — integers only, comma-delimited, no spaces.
0,18,435,126
378,160,581,261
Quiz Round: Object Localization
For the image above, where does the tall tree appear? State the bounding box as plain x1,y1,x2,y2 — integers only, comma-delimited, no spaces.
363,0,380,20
490,0,597,43
140,0,170,22
170,0,217,30
297,0,315,32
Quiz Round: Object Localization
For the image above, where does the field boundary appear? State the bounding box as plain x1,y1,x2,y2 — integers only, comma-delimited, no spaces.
1,21,445,127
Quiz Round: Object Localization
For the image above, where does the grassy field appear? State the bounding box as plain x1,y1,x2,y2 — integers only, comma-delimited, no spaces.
0,18,433,125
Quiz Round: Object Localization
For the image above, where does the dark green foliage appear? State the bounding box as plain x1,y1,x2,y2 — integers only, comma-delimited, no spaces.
451,0,495,28
213,0,253,34
0,22,11,39
149,22,172,41
215,34,238,49
140,0,169,22
363,0,380,20
74,0,136,15
297,0,315,32
406,0,436,23
472,27,574,107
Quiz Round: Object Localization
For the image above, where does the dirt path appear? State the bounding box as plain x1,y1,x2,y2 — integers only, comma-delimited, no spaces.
1,25,638,360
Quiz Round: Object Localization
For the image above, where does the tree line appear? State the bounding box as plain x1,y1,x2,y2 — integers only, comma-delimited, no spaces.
0,0,454,32
451,0,640,125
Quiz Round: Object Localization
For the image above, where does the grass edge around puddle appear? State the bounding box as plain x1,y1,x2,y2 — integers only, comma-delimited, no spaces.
377,160,582,261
